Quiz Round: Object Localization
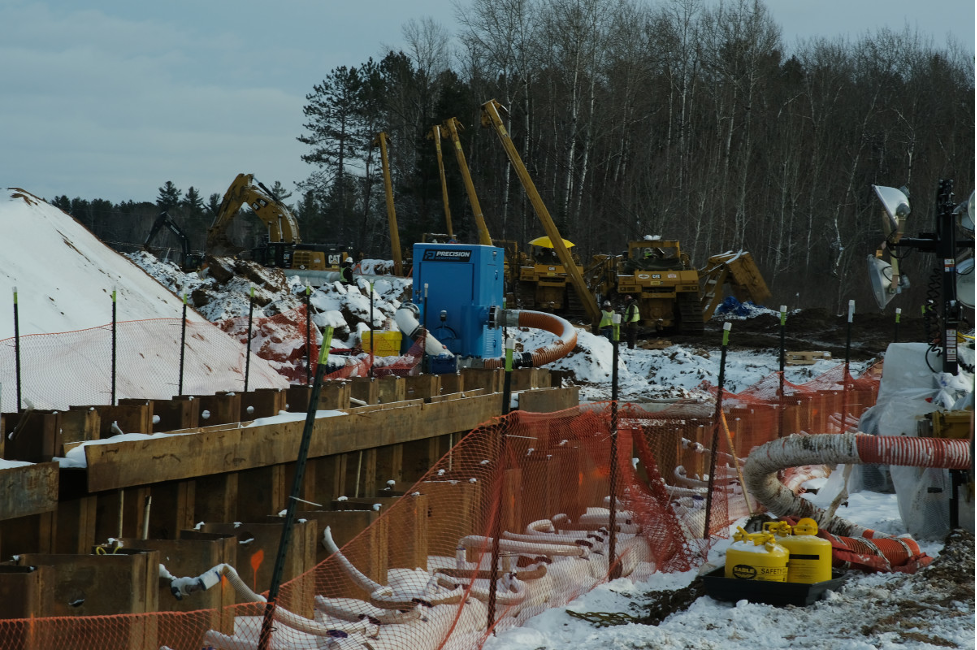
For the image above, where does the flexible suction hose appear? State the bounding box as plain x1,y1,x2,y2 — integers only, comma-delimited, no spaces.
743,432,970,537
484,310,577,369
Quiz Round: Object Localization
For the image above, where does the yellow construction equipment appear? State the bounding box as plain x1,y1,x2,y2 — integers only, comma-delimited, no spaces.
699,250,771,321
373,132,403,276
206,173,350,274
480,99,602,328
591,237,770,334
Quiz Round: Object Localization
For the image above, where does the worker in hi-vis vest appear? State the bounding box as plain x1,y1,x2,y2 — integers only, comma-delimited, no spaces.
624,295,639,349
599,301,615,340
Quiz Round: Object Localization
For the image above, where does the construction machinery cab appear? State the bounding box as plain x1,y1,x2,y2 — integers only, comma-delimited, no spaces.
625,239,690,272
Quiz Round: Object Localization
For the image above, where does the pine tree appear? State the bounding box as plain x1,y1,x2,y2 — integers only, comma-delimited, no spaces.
156,181,182,211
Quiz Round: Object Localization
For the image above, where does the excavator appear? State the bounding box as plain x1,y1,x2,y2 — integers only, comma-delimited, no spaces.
143,211,201,271
206,173,351,280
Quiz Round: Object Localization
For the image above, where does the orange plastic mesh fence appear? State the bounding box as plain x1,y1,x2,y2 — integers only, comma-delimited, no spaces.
0,319,285,411
0,365,881,650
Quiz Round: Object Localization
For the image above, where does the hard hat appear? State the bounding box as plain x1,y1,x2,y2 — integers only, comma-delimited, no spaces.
603,300,611,307
625,295,633,301
343,259,353,266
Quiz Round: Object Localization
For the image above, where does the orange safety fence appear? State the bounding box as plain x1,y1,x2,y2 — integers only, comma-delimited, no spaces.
0,364,884,650
0,319,285,412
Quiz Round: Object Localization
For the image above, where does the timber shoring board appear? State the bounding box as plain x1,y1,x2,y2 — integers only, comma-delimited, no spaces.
0,462,59,521
83,392,504,493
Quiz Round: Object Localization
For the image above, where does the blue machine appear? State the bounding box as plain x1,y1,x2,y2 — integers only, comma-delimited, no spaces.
412,243,504,360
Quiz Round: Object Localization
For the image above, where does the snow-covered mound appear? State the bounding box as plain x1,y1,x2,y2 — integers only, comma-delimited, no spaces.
0,188,287,410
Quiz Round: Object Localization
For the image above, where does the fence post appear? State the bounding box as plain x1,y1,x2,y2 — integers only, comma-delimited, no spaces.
244,285,254,393
608,314,622,578
13,286,22,412
369,281,375,379
111,288,117,406
893,307,901,343
842,300,854,433
489,337,516,629
305,285,312,385
258,326,334,650
178,292,188,397
703,322,731,539
778,305,787,438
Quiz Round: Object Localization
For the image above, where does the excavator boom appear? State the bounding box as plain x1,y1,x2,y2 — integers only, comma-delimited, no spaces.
206,173,300,255
480,99,601,328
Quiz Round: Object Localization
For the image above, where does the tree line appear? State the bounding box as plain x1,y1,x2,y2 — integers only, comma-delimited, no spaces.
52,0,974,313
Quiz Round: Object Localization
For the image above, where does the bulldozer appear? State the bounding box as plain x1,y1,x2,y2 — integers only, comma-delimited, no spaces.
599,236,771,334
206,173,351,281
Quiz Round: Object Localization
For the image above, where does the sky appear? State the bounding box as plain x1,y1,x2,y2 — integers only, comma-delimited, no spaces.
1,0,973,206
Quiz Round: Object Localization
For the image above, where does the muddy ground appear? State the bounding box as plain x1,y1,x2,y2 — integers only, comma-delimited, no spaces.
679,308,934,362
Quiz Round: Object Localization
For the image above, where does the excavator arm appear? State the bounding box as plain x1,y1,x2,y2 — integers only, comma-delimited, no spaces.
480,99,602,328
206,173,300,255
144,211,197,270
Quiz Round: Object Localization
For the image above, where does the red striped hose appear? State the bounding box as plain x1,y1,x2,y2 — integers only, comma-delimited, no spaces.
743,432,970,538
484,310,577,369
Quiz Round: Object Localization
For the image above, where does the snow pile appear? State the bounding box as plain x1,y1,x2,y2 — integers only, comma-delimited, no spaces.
0,188,287,410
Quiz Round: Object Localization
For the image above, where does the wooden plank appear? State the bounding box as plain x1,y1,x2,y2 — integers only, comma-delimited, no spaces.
438,372,464,395
238,465,286,521
60,408,101,447
196,392,241,425
4,411,62,463
518,387,580,413
56,496,98,555
377,376,406,404
333,494,427,570
405,374,440,400
153,396,198,433
148,481,196,540
349,378,380,405
317,380,351,409
240,388,287,421
306,510,387,601
83,393,503,492
0,462,58,521
115,536,236,637
196,520,316,616
194,472,238,523
88,402,153,436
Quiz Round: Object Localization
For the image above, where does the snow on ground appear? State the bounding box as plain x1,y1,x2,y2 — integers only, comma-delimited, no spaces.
485,492,974,650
